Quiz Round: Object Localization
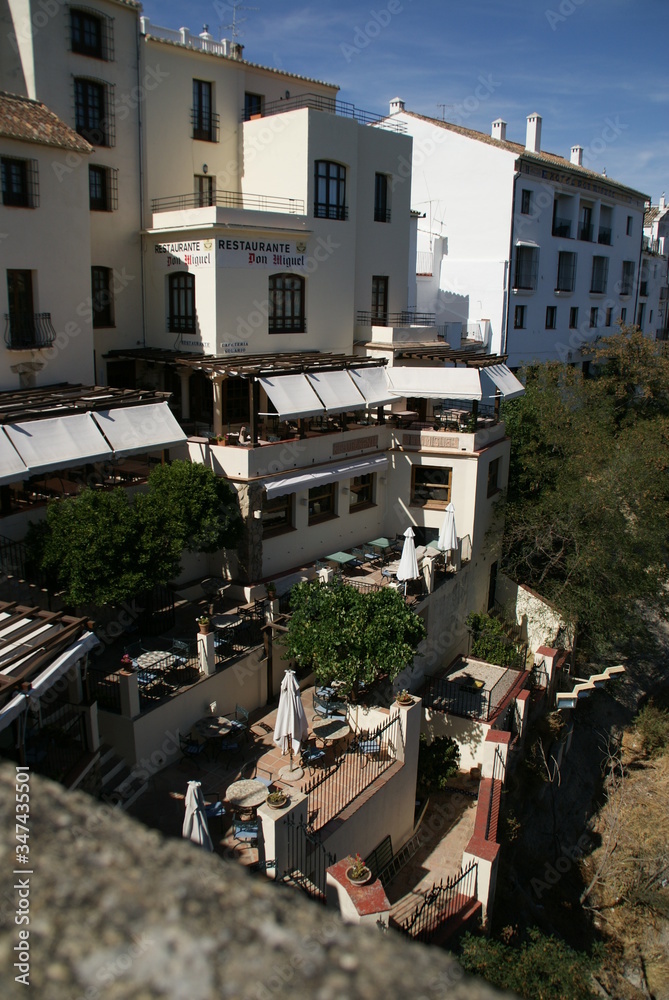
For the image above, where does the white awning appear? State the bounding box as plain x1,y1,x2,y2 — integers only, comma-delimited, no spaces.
5,413,112,474
263,455,388,500
349,367,395,406
515,240,539,247
306,370,366,414
386,367,483,400
259,374,325,421
0,429,29,485
92,402,186,457
27,632,100,708
480,364,525,401
0,692,29,733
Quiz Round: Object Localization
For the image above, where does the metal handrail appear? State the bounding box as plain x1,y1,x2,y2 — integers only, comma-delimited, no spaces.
356,310,436,327
242,93,407,133
4,313,56,350
151,190,305,214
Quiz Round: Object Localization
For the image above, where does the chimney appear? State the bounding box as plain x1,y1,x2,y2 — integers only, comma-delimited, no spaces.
525,113,542,154
389,97,405,115
491,118,507,142
570,145,583,166
660,193,666,211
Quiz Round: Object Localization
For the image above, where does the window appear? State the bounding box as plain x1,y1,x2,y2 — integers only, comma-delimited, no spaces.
556,251,576,291
411,465,452,508
487,457,501,498
514,305,526,329
6,270,35,348
620,307,627,323
308,483,335,522
371,275,388,324
590,255,609,293
626,215,633,236
71,8,112,60
513,246,538,290
520,189,532,214
195,174,215,207
314,160,346,220
374,173,390,222
192,79,217,141
350,474,374,510
88,164,117,211
578,204,593,241
605,307,612,327
545,306,557,329
590,307,598,328
91,266,114,328
637,303,645,328
75,78,114,146
552,198,572,237
620,260,635,296
268,273,305,333
262,493,293,537
1,157,38,207
168,272,195,333
244,92,263,120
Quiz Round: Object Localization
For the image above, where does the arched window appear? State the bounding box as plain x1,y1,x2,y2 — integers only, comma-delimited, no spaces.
314,160,347,220
168,272,195,333
268,273,305,334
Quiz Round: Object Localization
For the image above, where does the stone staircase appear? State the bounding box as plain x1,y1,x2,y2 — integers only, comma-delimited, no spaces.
98,745,149,812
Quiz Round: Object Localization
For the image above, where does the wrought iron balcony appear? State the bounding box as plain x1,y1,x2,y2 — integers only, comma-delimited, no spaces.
190,108,220,142
552,217,572,238
597,226,612,245
151,189,305,215
4,313,56,350
578,222,593,241
356,310,436,327
242,93,407,134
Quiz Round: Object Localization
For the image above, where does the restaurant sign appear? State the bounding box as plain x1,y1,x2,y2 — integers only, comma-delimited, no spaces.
216,237,308,270
154,239,214,269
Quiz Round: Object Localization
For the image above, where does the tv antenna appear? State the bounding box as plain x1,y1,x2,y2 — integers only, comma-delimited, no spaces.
220,1,259,40
436,104,453,121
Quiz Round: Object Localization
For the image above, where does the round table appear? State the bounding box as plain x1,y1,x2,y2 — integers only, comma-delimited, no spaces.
226,778,269,810
313,717,350,746
136,650,171,669
193,716,244,741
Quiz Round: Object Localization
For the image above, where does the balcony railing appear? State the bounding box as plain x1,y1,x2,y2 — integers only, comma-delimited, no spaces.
356,310,436,327
552,217,572,238
578,222,593,241
190,109,220,142
4,312,56,350
244,92,407,133
152,190,305,215
643,236,661,254
598,226,612,245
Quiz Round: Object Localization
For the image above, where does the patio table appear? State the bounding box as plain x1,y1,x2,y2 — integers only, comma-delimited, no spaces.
212,612,243,629
312,717,350,748
193,715,245,741
325,551,357,566
226,778,269,810
136,649,174,670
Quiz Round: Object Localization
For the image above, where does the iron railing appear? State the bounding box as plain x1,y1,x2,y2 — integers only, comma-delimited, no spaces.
305,713,402,831
190,108,220,142
280,815,336,902
151,189,305,215
214,617,265,667
552,217,572,238
24,701,89,783
398,859,478,943
4,312,56,349
424,675,493,720
244,93,407,133
356,310,436,327
578,222,593,241
88,667,122,714
598,226,612,245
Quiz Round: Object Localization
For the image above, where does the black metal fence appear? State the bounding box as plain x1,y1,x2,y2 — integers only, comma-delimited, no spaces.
23,701,89,783
88,667,123,714
214,616,265,667
424,675,494,721
398,860,478,943
280,815,336,903
304,713,402,832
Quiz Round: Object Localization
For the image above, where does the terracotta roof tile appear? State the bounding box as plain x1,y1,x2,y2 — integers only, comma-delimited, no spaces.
0,91,93,154
400,110,648,201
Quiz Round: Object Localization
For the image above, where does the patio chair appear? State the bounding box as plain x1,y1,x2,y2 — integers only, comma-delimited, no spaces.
300,744,326,774
171,639,191,666
202,791,226,833
233,817,258,847
225,704,250,741
312,687,347,721
178,733,208,768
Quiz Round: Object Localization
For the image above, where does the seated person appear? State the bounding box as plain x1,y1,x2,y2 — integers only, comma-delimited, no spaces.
238,425,250,445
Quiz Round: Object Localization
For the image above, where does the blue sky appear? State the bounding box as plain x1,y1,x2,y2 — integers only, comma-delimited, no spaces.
140,0,669,202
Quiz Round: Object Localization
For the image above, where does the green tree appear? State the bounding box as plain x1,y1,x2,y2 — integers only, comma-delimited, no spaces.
284,581,426,697
459,927,601,1000
417,733,460,794
27,461,242,608
500,329,669,661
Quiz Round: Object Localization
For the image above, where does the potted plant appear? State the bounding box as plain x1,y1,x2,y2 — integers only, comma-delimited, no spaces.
395,688,413,705
345,853,372,886
266,790,288,810
196,615,211,634
120,653,135,671
266,581,277,599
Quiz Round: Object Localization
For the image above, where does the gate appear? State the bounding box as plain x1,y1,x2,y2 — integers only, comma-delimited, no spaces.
280,815,336,903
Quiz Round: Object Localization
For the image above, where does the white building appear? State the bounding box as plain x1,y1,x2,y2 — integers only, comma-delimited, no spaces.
387,100,650,369
642,196,669,341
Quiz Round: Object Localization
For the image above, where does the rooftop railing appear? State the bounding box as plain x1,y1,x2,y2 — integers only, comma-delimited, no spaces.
356,310,436,327
244,93,407,133
152,190,305,215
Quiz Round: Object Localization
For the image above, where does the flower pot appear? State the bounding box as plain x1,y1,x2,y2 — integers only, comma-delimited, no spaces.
198,622,211,635
346,866,372,886
266,794,288,810
396,695,413,706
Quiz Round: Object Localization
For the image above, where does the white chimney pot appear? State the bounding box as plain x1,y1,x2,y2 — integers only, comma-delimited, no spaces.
491,118,507,141
570,145,583,166
525,113,542,154
389,97,405,115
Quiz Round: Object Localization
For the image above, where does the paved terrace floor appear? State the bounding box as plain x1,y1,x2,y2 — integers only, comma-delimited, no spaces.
125,688,478,911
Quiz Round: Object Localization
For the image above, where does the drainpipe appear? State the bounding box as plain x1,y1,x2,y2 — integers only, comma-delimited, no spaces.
136,16,147,348
503,169,522,356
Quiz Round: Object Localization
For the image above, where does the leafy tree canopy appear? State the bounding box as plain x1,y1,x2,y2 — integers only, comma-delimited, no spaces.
459,927,602,1000
26,460,242,608
417,733,460,794
284,581,426,697
500,327,669,661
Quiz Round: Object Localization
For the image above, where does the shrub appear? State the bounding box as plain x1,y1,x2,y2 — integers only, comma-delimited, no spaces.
634,700,669,758
417,734,461,794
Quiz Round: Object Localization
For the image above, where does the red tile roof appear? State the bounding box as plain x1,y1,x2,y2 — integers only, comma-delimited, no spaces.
0,91,92,153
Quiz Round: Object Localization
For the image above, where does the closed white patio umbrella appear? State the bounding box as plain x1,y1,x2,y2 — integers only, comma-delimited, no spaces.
438,502,458,554
273,669,308,782
396,526,420,594
182,780,213,852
